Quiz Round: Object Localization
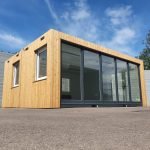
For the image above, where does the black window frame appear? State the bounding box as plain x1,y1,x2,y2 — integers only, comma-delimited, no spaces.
61,40,142,106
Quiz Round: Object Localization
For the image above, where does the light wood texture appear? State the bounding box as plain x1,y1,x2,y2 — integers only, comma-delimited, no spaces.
139,62,147,107
2,29,147,108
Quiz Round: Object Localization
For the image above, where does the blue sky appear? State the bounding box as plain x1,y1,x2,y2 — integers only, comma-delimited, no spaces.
0,0,150,56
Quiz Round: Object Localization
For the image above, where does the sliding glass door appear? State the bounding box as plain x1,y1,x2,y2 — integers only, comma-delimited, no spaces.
117,60,129,102
61,42,142,106
84,50,100,101
61,43,81,100
129,63,141,102
102,55,116,101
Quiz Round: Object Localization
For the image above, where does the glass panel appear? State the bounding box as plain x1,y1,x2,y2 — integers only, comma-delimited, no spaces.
129,63,141,102
102,55,116,101
117,60,129,101
14,62,19,85
84,50,99,100
61,43,81,100
39,50,47,78
15,63,19,85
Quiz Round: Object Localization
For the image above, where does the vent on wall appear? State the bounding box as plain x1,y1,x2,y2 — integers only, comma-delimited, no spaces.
40,36,45,41
24,47,29,51
16,53,19,57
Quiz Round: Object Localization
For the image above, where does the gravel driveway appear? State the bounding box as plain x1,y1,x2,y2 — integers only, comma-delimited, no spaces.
0,107,150,150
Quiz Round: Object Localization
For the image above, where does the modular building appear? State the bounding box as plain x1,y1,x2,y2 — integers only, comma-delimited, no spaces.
2,29,147,108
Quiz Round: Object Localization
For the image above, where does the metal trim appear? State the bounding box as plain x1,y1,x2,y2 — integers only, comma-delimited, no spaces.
127,63,132,102
115,58,119,102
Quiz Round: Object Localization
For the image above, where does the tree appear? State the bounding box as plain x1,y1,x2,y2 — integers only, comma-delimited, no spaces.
138,30,150,70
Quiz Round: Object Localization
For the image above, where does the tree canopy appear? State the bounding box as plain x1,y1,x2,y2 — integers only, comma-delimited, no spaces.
138,30,150,70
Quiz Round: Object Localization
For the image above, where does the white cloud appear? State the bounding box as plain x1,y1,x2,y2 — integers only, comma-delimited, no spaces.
105,5,132,25
71,9,90,21
101,5,138,56
101,27,137,55
44,0,101,43
44,1,139,56
0,32,26,50
60,0,100,42
112,28,135,45
70,0,91,21
44,0,59,23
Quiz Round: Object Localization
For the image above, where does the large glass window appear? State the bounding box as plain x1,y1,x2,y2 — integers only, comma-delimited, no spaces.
117,60,129,101
61,42,141,105
36,47,47,80
13,61,20,87
84,51,100,100
102,55,116,101
61,43,81,100
129,63,141,102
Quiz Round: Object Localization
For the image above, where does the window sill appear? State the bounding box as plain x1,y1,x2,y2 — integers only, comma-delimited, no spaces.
12,85,19,89
33,77,47,83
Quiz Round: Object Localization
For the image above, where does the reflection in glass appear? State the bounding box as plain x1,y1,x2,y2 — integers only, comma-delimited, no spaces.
39,50,47,78
117,60,129,101
13,61,20,86
61,42,141,104
129,63,141,102
84,51,100,100
61,43,81,100
102,55,116,101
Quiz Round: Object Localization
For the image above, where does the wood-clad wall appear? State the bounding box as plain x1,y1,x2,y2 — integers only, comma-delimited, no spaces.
2,29,147,108
2,30,59,108
139,62,147,107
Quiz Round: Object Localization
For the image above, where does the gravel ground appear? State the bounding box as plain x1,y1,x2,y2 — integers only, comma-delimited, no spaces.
0,107,150,150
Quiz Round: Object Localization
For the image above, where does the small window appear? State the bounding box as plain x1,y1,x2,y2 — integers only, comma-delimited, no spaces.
36,47,47,80
13,61,20,87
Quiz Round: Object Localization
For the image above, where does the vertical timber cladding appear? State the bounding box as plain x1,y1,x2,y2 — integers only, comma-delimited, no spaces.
19,35,49,108
2,29,147,108
19,30,54,108
52,29,147,107
2,30,59,108
0,52,13,106
140,61,147,107
2,53,21,108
